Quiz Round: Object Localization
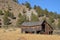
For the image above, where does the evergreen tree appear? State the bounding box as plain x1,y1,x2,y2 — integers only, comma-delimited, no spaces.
0,10,4,15
3,16,10,25
4,10,10,17
4,10,14,19
34,5,43,17
57,14,60,19
17,13,26,26
34,5,37,9
43,9,48,16
31,12,39,21
48,17,54,24
24,1,31,9
3,10,11,25
3,15,11,29
23,9,26,13
13,0,18,3
48,11,56,18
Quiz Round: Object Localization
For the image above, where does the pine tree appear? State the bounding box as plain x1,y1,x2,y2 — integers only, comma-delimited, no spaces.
0,10,4,15
13,0,18,3
3,10,11,25
24,1,31,10
34,5,43,17
43,9,48,16
16,13,26,26
48,17,54,24
31,12,39,21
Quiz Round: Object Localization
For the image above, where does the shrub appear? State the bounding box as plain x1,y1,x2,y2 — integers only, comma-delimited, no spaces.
3,16,10,25
4,10,14,19
16,13,26,26
0,10,4,15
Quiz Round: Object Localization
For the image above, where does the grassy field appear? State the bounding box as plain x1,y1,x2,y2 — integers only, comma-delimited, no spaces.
0,28,60,40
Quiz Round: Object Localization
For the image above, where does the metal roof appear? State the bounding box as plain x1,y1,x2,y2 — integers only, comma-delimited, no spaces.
21,20,44,26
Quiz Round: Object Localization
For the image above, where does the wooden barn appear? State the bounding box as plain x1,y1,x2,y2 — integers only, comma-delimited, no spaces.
20,20,53,34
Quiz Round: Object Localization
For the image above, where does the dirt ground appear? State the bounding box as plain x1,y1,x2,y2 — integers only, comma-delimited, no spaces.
0,28,60,40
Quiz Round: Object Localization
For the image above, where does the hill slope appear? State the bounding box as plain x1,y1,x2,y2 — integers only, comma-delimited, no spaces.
0,0,60,30
0,0,28,27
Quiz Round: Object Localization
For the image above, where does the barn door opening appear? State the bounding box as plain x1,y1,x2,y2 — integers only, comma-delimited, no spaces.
36,30,41,34
25,31,29,33
49,31,53,34
0,26,1,28
25,31,35,34
42,23,45,32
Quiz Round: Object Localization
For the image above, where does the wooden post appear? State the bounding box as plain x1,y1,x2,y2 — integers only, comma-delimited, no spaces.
34,31,36,34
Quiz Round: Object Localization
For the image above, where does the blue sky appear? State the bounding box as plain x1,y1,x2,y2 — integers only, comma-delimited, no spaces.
18,0,60,14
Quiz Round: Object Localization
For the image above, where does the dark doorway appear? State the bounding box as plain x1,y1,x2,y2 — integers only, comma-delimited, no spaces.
32,31,34,33
42,23,45,32
25,31,35,34
0,26,1,28
25,31,29,33
37,31,40,34
0,23,2,25
51,31,53,34
49,31,53,34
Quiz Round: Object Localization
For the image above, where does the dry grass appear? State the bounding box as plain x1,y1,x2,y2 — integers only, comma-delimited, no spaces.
0,28,60,40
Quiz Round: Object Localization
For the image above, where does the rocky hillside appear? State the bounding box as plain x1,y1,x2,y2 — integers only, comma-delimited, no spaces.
0,0,38,28
0,0,60,30
0,0,26,27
